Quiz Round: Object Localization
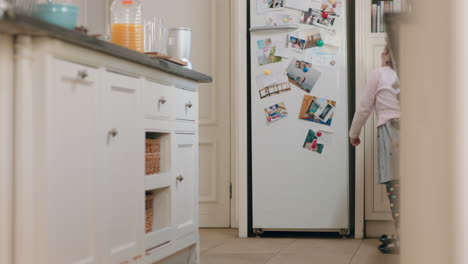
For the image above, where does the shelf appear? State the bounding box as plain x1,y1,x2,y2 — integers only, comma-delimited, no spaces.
145,227,173,250
145,187,171,235
368,32,387,38
145,172,171,191
249,25,299,32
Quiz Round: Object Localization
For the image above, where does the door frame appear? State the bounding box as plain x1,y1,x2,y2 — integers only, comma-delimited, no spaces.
230,0,248,235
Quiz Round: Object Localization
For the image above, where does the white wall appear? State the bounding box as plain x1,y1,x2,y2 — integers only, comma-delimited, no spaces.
35,0,105,34
398,0,458,263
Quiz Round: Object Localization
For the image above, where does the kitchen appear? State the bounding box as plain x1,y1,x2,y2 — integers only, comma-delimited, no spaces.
0,1,466,264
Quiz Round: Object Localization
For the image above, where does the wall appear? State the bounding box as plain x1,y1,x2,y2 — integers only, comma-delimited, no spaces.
398,0,457,263
35,0,105,34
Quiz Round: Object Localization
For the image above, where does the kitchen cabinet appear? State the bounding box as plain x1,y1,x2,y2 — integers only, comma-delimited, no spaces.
44,59,101,264
0,28,209,264
102,72,144,263
144,81,174,119
174,133,198,239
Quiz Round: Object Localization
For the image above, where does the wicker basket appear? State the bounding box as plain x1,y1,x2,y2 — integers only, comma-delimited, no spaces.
145,153,161,175
146,138,161,154
145,192,155,233
145,138,161,175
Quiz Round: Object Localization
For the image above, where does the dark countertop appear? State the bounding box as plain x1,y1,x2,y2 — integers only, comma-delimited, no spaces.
0,12,212,83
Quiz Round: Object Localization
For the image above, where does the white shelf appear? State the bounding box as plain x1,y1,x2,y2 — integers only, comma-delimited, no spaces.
145,227,173,250
368,32,387,38
249,25,299,32
145,172,171,191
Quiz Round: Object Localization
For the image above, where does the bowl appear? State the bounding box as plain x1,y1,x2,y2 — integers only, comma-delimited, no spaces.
35,3,79,30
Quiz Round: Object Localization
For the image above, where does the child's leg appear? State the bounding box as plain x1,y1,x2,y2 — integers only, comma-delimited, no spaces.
385,180,400,242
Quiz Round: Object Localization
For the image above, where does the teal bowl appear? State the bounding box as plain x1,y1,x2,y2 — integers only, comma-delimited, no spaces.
35,4,79,30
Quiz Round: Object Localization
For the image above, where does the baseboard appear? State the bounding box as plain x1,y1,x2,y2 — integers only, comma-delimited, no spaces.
365,220,395,238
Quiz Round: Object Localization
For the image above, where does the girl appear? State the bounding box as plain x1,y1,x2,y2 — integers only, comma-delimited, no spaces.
349,45,400,254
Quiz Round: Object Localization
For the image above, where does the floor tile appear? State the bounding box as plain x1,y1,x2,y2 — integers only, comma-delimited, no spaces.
203,238,296,255
350,239,400,264
198,229,399,264
199,229,238,252
278,238,363,256
354,238,386,256
200,253,274,264
266,253,352,264
349,255,400,264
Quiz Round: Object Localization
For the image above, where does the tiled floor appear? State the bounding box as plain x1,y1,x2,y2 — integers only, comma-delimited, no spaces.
200,229,400,264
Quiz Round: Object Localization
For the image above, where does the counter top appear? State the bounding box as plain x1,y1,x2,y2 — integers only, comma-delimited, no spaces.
0,12,213,83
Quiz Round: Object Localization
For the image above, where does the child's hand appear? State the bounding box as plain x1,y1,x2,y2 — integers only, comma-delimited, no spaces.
350,137,361,146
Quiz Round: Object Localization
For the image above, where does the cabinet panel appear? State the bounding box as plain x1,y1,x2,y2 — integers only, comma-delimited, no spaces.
175,89,197,121
144,81,174,119
45,59,101,264
174,134,198,238
102,72,144,263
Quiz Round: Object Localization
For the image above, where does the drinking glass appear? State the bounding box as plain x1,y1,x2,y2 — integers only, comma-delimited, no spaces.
144,17,168,53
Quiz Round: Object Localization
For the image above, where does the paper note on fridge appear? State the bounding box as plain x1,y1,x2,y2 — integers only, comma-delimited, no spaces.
321,29,342,48
256,70,288,89
305,45,339,67
274,46,290,58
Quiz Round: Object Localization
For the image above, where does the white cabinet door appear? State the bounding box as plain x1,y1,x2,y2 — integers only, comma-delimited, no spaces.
45,59,101,264
144,80,174,119
174,133,198,238
102,72,144,263
175,89,197,121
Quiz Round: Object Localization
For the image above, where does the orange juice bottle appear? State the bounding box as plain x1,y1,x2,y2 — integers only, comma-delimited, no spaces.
111,0,144,52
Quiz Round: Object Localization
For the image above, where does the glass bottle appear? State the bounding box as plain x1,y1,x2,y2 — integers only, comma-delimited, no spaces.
111,0,144,52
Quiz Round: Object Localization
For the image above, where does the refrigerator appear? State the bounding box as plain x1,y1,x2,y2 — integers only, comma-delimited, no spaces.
248,0,350,235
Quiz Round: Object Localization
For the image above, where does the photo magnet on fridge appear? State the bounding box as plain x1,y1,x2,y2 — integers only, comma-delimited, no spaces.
257,38,283,66
256,70,291,99
264,102,288,123
298,28,323,49
300,8,336,29
312,0,343,17
303,129,326,154
288,35,306,51
286,58,321,93
298,94,336,126
257,0,285,14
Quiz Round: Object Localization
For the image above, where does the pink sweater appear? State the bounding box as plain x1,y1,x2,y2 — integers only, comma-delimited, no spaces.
349,66,400,139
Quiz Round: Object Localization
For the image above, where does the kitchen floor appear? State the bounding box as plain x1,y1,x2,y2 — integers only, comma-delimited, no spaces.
200,229,400,264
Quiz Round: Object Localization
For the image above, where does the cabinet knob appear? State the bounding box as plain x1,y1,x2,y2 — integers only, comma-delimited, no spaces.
108,128,118,138
159,96,167,105
176,174,184,182
77,70,88,79
185,101,193,109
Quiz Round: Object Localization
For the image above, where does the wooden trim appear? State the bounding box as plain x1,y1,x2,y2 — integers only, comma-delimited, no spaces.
354,0,366,239
230,0,248,236
0,34,14,264
14,35,36,264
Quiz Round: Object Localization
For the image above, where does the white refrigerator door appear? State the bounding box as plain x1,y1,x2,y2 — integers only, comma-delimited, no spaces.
250,0,350,231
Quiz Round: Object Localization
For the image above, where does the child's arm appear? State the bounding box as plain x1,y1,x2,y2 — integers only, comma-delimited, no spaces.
349,69,380,139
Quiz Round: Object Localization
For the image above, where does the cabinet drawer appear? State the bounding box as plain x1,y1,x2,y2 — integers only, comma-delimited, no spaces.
144,81,173,119
55,59,99,85
175,89,197,121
